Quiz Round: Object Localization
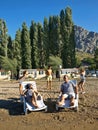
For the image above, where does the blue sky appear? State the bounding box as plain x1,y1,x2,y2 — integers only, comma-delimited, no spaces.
0,0,98,39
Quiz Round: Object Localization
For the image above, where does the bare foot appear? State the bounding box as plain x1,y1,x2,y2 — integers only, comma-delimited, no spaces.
34,104,39,108
58,101,65,106
70,102,74,106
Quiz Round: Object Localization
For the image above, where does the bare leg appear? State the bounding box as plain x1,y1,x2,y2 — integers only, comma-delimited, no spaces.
81,82,85,94
70,97,75,106
58,95,65,105
78,82,82,92
19,84,23,95
47,81,49,89
81,82,85,91
49,81,52,89
32,93,38,108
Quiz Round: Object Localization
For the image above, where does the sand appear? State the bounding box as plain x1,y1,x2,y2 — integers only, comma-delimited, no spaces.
0,77,98,130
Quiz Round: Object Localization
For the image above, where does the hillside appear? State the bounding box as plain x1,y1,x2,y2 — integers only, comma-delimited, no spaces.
76,51,94,61
74,25,98,54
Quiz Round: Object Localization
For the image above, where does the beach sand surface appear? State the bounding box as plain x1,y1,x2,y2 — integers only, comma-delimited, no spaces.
0,78,98,130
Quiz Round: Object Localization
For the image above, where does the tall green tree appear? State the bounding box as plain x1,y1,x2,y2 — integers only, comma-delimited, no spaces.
65,7,75,68
7,36,14,59
37,23,44,68
30,21,39,68
48,16,54,55
48,16,61,56
0,19,8,57
21,22,31,69
55,16,62,57
14,29,22,69
43,17,49,66
94,48,98,69
70,26,76,67
60,9,65,39
60,7,76,68
60,9,67,67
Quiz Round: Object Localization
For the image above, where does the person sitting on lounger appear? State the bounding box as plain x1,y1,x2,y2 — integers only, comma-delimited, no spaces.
23,83,41,108
58,75,78,106
19,70,28,95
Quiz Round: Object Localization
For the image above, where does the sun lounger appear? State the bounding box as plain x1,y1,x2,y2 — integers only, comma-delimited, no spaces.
56,80,79,111
21,81,47,114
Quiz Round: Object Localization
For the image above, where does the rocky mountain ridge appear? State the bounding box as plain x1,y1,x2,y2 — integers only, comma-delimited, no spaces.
74,25,98,54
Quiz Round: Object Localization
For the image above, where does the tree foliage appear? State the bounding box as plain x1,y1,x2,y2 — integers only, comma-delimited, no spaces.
0,56,17,73
0,19,8,57
0,7,78,75
14,29,22,69
21,22,32,69
48,56,62,71
94,48,98,69
61,7,76,68
30,21,39,68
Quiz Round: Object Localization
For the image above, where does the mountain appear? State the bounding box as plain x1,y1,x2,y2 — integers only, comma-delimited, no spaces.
74,25,98,54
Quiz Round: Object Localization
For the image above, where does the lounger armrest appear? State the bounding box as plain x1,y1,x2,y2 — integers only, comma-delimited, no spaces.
75,94,79,99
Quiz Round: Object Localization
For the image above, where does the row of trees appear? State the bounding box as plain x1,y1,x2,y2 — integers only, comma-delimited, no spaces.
0,7,76,73
0,7,98,76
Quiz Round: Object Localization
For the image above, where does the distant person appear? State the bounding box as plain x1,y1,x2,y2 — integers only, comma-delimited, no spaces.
19,70,28,95
46,66,53,89
78,69,86,94
57,75,78,106
7,70,11,80
56,69,61,81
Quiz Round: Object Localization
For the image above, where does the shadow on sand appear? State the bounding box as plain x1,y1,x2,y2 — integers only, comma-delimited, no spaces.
0,98,24,116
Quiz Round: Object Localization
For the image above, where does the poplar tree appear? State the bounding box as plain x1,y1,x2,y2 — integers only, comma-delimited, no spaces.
50,16,61,56
94,48,98,69
21,22,31,69
30,21,39,68
70,27,76,67
55,16,62,57
7,36,14,59
60,9,67,67
43,17,49,66
60,7,76,68
14,29,22,69
48,16,54,55
37,23,44,68
0,19,8,57
65,7,76,67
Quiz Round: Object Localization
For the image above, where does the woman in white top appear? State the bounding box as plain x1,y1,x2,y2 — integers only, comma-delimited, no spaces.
19,70,28,95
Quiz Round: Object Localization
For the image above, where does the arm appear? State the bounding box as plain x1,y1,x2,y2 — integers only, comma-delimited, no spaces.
23,89,28,95
19,84,23,95
59,84,63,96
70,80,78,94
75,85,78,94
34,89,39,95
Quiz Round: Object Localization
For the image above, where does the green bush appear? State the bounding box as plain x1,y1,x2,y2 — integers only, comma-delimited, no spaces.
48,56,62,71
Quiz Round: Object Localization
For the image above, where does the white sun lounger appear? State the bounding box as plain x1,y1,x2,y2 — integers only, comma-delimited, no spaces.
56,80,79,111
21,81,47,114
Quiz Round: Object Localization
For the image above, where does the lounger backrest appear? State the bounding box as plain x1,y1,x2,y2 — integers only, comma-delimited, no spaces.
69,80,77,87
22,81,37,90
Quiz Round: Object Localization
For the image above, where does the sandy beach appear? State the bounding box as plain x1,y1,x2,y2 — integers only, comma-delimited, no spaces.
0,77,98,130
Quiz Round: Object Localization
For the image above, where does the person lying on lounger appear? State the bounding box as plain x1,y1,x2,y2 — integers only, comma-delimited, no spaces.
23,83,41,108
57,75,78,106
